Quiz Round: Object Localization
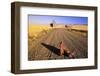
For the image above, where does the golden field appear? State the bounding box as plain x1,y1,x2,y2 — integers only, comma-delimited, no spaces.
69,25,88,37
28,24,51,37
28,24,88,38
70,25,88,31
28,24,88,60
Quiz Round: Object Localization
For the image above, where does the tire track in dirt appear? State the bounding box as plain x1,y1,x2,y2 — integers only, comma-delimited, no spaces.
48,28,65,59
32,30,56,60
63,29,87,58
29,29,56,60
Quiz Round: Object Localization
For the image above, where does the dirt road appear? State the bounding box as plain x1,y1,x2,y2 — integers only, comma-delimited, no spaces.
28,28,88,60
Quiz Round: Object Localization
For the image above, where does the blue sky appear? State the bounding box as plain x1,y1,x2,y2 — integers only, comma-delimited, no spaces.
28,15,88,25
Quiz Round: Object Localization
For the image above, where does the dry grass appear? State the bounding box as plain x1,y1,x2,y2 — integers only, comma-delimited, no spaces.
68,25,88,37
28,24,51,37
70,25,88,31
28,24,52,55
28,24,88,60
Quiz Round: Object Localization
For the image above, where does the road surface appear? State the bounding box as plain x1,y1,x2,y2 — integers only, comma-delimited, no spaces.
28,28,88,60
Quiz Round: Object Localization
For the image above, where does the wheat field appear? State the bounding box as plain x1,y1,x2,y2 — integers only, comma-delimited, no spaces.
28,24,88,60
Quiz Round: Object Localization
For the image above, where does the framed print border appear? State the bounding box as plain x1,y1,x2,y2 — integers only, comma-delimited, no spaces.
11,2,98,74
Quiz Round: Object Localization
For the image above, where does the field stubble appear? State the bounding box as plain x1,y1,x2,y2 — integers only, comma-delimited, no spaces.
28,25,88,60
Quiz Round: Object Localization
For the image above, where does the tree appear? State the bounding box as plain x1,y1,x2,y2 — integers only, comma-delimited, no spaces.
65,25,68,28
50,23,53,28
50,20,56,28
